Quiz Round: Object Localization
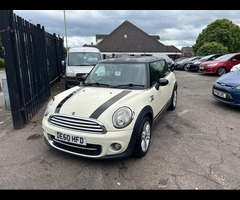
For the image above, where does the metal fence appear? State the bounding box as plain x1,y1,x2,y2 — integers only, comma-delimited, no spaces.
0,10,64,129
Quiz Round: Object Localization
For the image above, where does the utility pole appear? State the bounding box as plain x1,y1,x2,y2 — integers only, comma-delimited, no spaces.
63,10,68,49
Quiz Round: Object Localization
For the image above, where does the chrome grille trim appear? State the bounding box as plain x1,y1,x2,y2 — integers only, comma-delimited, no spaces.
49,114,107,133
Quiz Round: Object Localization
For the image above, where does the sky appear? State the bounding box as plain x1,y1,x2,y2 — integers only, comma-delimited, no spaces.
14,10,240,50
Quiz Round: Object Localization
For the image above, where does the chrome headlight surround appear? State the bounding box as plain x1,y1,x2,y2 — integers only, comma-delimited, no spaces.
112,106,134,129
44,97,55,116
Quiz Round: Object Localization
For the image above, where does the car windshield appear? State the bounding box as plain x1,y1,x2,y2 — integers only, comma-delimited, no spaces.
215,54,235,61
84,63,147,88
68,52,101,66
200,54,213,60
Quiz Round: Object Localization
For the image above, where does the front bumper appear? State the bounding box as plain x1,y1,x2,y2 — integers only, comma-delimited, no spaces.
198,66,217,74
212,84,240,106
42,118,133,159
187,64,199,71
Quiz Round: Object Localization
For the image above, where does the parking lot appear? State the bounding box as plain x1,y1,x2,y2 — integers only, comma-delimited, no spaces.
0,70,240,189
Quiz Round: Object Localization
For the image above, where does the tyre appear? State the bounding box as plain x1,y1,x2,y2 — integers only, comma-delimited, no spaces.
184,64,189,71
217,67,226,76
132,116,151,158
168,87,177,111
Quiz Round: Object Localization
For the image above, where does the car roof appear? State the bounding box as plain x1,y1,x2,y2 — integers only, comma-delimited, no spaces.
99,56,163,63
68,47,100,53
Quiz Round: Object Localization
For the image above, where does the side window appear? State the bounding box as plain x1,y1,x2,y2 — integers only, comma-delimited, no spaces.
234,55,240,61
210,55,217,60
230,55,240,61
149,60,169,86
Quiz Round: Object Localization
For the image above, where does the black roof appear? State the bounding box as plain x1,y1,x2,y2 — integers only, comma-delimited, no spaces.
98,56,163,63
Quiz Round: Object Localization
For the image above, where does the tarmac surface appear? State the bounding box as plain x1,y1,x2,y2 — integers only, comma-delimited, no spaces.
0,70,240,189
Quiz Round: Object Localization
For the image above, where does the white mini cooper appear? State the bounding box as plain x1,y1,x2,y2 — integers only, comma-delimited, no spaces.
42,56,178,159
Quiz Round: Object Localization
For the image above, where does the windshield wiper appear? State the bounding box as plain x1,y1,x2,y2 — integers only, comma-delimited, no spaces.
83,82,110,87
114,83,145,88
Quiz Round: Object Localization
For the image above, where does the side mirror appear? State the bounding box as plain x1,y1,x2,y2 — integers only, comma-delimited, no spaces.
155,78,169,90
232,59,237,62
170,66,174,72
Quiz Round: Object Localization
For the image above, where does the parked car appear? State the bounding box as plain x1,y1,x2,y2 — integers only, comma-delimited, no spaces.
230,63,240,72
173,57,190,70
199,53,240,76
212,71,240,106
186,54,224,72
175,56,201,70
183,56,203,71
151,53,174,69
64,47,102,89
42,56,178,159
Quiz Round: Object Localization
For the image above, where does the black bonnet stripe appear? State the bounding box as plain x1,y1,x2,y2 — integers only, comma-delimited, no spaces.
55,87,84,113
89,90,131,119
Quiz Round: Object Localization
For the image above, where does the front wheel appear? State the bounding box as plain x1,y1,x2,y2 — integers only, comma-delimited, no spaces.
168,87,177,111
132,116,151,158
217,67,226,76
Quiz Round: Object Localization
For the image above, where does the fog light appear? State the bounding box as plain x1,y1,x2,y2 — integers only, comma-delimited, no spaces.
110,143,122,151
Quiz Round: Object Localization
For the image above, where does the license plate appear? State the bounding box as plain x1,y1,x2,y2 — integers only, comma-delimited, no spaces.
199,66,204,69
55,132,86,146
213,89,226,98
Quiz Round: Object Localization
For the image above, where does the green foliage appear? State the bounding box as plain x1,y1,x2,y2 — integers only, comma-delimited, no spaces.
196,42,228,56
0,59,4,69
193,18,240,55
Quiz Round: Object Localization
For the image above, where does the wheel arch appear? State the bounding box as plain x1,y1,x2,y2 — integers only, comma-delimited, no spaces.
122,105,153,157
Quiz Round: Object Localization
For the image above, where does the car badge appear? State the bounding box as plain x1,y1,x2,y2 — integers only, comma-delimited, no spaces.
220,82,226,86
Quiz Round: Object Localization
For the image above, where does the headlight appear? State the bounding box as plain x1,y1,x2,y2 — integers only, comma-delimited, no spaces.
112,106,134,128
65,67,75,77
233,85,240,90
194,61,201,64
207,63,218,67
44,97,54,116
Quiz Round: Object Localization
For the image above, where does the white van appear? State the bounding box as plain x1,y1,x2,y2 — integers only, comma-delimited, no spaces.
65,47,102,89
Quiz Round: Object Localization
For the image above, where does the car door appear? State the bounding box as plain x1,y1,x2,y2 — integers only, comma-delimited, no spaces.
227,54,240,71
148,60,172,118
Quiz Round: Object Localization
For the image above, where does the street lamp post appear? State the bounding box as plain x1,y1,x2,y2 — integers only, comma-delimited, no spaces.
63,10,68,49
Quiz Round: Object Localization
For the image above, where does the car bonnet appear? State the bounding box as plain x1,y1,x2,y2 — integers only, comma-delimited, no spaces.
216,71,240,87
53,86,134,119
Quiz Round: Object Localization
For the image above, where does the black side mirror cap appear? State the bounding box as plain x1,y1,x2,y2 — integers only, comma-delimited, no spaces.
155,78,169,90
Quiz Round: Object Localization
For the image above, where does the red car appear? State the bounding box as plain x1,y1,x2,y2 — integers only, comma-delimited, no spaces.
199,53,240,76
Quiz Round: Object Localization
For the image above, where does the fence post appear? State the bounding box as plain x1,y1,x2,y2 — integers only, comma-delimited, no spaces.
0,10,23,129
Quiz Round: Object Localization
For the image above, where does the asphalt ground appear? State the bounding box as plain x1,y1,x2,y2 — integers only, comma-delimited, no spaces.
0,70,240,189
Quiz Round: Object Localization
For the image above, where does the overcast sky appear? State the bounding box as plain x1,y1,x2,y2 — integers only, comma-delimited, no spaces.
14,10,240,50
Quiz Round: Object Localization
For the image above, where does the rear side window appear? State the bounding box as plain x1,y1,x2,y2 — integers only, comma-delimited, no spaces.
149,60,169,86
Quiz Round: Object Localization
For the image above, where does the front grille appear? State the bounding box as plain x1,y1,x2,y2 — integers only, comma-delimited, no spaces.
50,135,102,156
49,114,107,133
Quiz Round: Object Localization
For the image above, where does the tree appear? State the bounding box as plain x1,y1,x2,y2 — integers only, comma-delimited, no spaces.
196,42,228,56
193,18,240,55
